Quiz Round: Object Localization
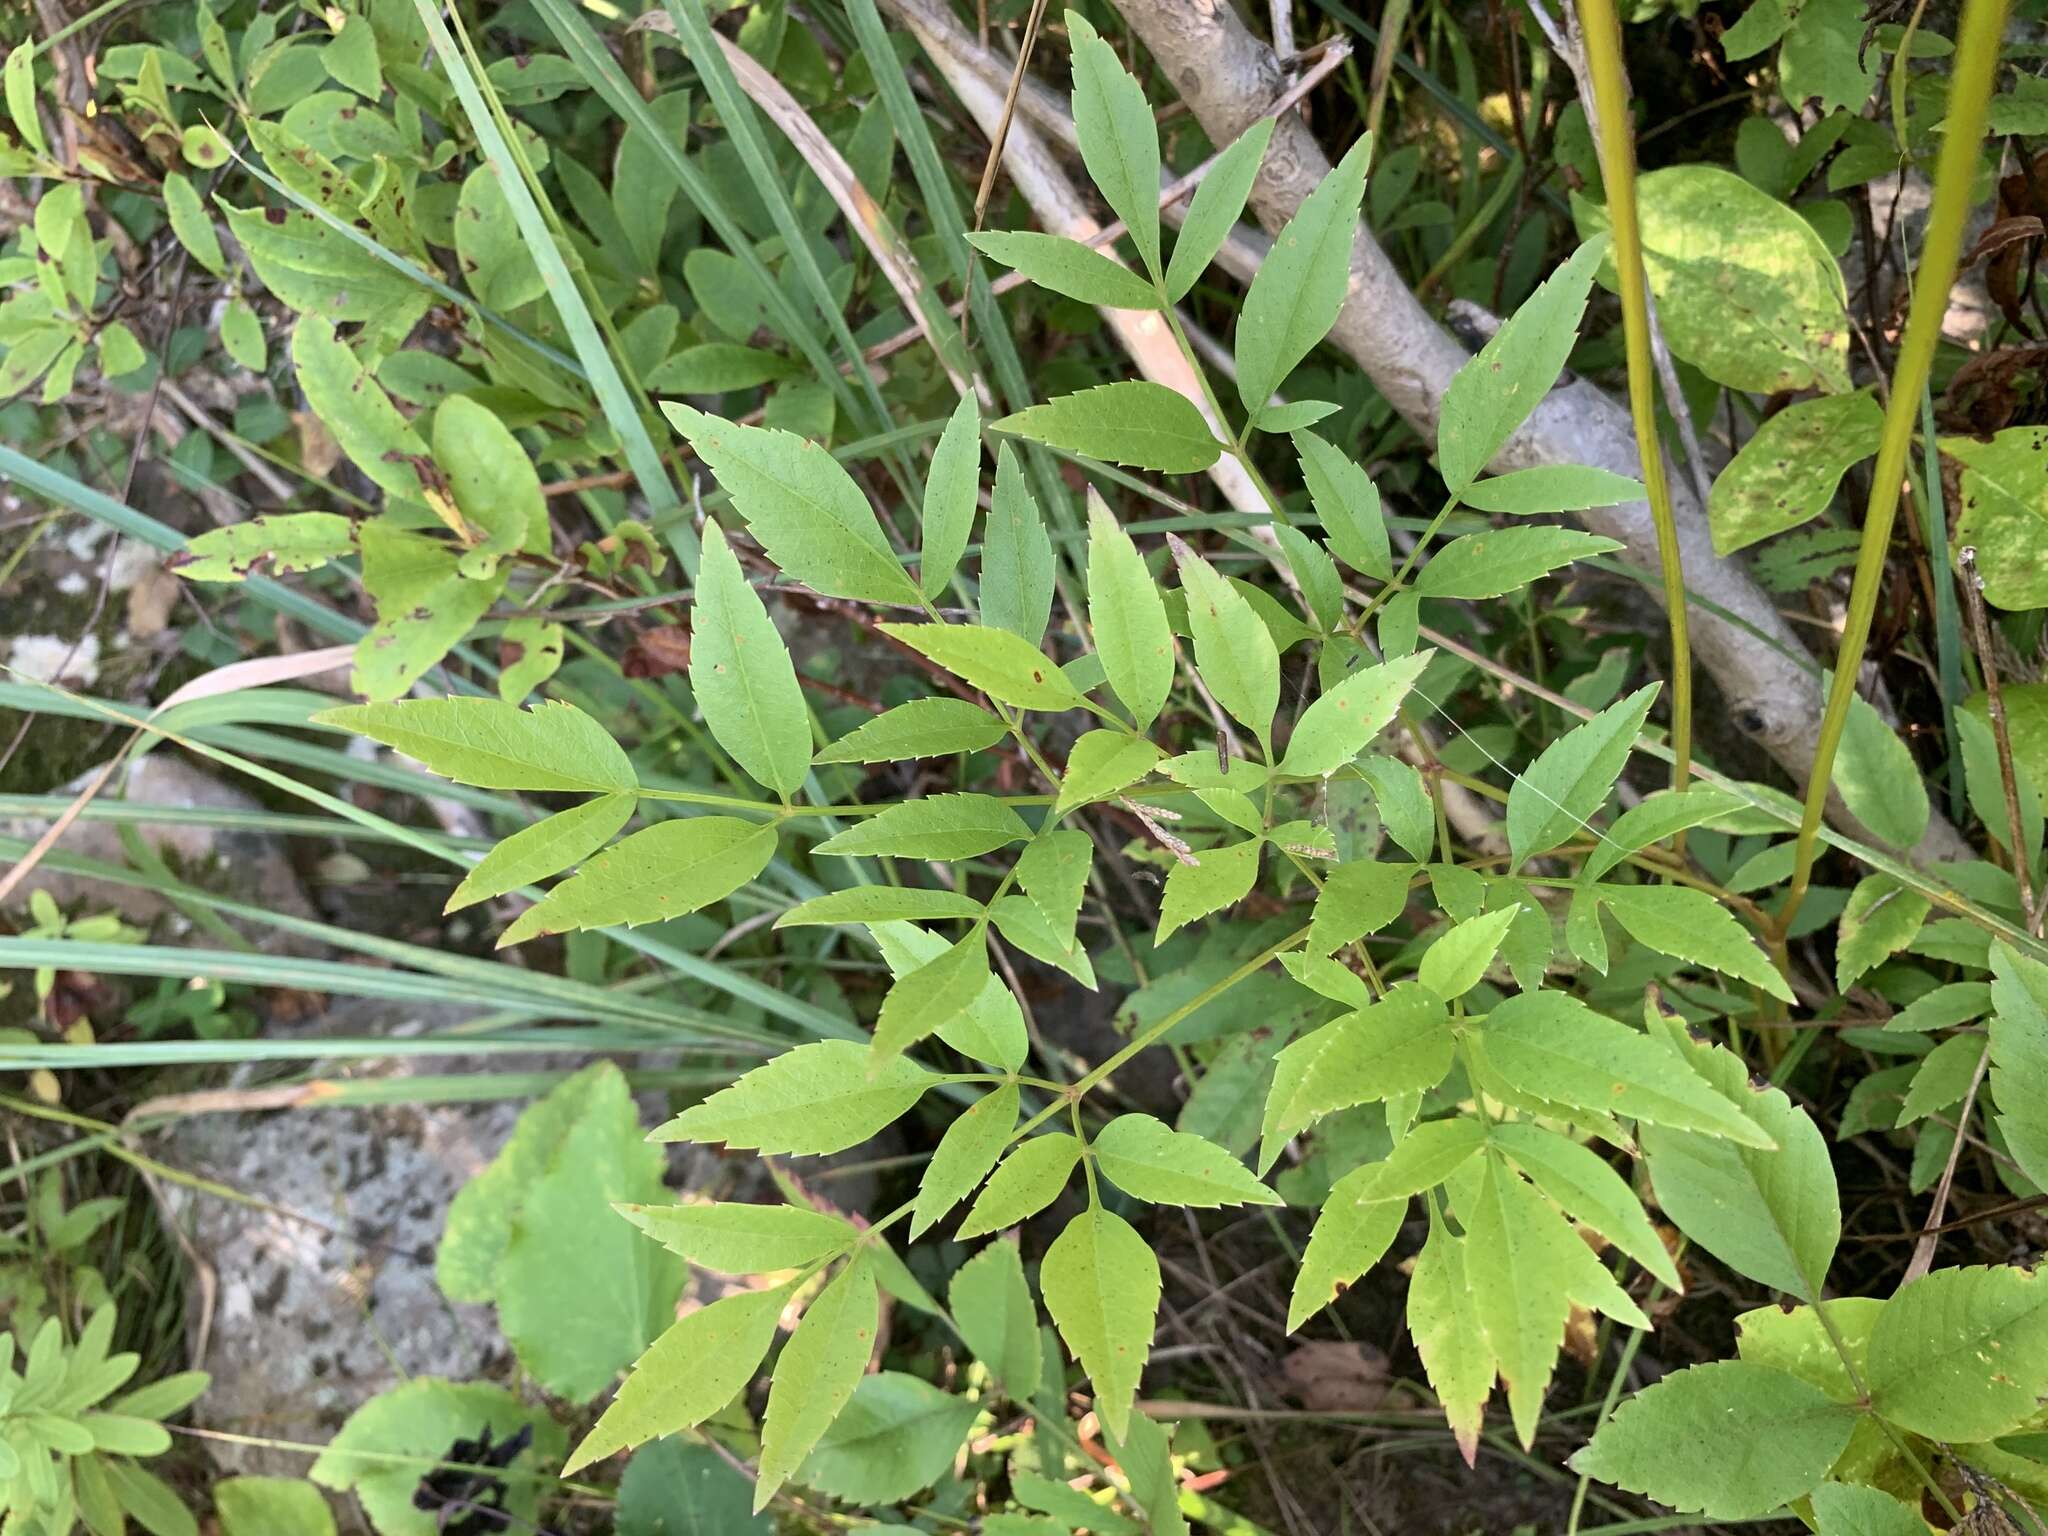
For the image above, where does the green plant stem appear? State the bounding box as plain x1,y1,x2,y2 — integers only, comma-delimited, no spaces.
1777,0,2008,937
1574,0,1691,797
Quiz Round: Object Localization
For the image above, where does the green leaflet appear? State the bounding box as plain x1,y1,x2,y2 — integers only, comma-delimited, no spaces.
498,815,775,946
316,697,635,793
777,888,986,928
448,794,634,913
315,1380,564,1532
171,513,357,582
1274,523,1344,630
795,1372,978,1504
1066,12,1162,278
1413,525,1622,600
1278,651,1432,777
1294,430,1392,581
293,318,427,506
1808,1484,1928,1536
1833,874,1931,990
949,1239,1042,1398
1260,987,1456,1170
983,444,1056,646
1103,1410,1186,1536
968,230,1162,310
1597,882,1794,1002
1172,539,1278,750
691,517,812,799
1086,490,1176,729
996,381,1222,474
1487,1122,1680,1289
875,622,1090,713
1827,670,1932,851
617,1200,854,1274
352,524,505,703
1416,906,1520,999
1456,464,1645,516
1157,837,1262,943
161,171,226,277
1706,391,1883,556
1040,1206,1160,1440
655,1041,937,1155
814,793,1032,861
756,1254,878,1506
1989,941,2048,1190
1584,787,1749,880
1480,991,1773,1145
920,394,981,599
664,403,918,605
1944,428,2048,610
1056,730,1162,814
1436,236,1610,493
1164,115,1274,302
1234,132,1373,420
1507,683,1658,867
1462,1152,1647,1447
814,697,1007,763
433,389,545,580
957,1133,1083,1239
1308,859,1415,954
873,928,992,1063
872,921,1028,1071
1864,1264,2048,1442
913,1082,1020,1238
1894,1033,1984,1126
1569,1361,1857,1519
616,1441,766,1536
1357,756,1436,861
1638,1006,1839,1299
1093,1114,1280,1208
215,1478,336,1536
1407,1216,1492,1464
1287,1162,1404,1331
564,1284,791,1475
1347,1117,1487,1203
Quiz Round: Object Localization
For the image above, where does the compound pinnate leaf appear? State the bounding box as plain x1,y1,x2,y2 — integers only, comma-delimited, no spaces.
796,1372,978,1505
815,698,1007,763
1066,12,1162,278
1707,391,1883,556
1288,1163,1404,1331
1597,882,1793,1002
173,513,356,582
1040,1206,1160,1440
1864,1264,2048,1442
564,1285,790,1475
1278,651,1432,777
968,230,1161,309
1480,991,1772,1145
1093,1115,1280,1208
1507,684,1658,867
996,381,1222,474
757,1255,878,1506
814,794,1032,861
957,1133,1083,1239
1086,491,1175,729
876,622,1089,713
1437,236,1609,493
617,1200,854,1274
654,1040,937,1155
1165,115,1274,302
914,1082,1020,1239
1235,132,1373,418
499,816,775,946
317,697,635,794
949,1240,1042,1398
215,1477,336,1536
691,518,812,799
1570,1361,1856,1519
664,403,917,604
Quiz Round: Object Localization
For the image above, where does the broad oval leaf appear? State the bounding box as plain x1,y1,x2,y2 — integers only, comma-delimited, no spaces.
1707,391,1883,556
795,1372,978,1505
1945,427,2048,610
1864,1263,2048,1442
172,512,356,582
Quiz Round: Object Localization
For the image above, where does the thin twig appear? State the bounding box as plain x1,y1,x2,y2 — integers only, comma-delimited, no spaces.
1901,1038,1991,1286
1959,545,2040,929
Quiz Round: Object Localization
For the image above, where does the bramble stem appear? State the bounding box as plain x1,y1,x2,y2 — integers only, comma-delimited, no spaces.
1777,0,2009,937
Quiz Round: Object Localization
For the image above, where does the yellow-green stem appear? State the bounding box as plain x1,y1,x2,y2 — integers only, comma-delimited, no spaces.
1777,0,2009,937
1575,0,1691,796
